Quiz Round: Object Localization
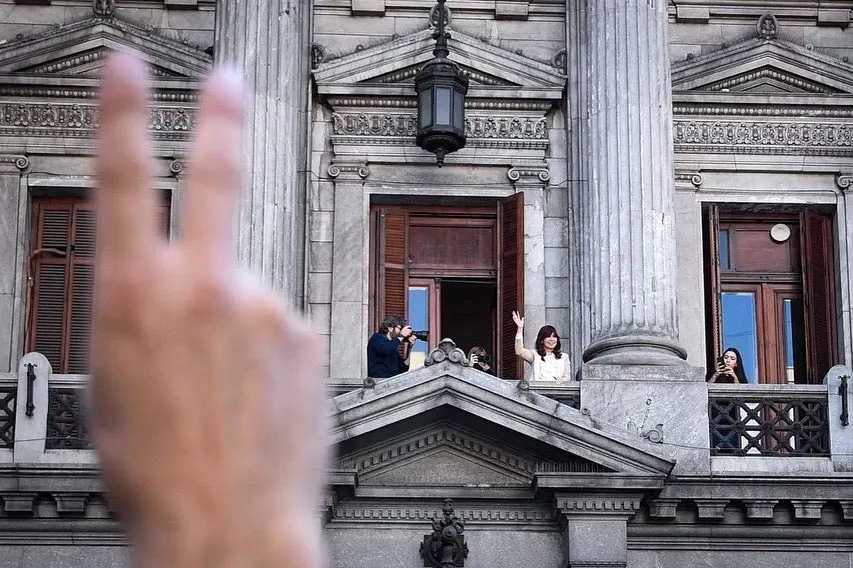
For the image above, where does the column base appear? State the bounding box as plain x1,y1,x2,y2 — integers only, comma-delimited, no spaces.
582,334,687,365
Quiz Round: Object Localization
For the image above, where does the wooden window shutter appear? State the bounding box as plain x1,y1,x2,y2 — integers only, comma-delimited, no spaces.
67,205,95,374
800,210,837,384
497,192,524,379
703,205,722,369
377,208,408,322
29,201,73,372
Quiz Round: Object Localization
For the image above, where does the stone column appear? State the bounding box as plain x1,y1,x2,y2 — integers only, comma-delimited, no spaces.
328,164,370,381
214,0,309,305
583,0,686,365
0,155,28,373
509,166,548,379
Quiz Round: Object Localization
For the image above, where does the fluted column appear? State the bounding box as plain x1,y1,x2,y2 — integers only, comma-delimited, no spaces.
214,0,308,304
583,0,686,365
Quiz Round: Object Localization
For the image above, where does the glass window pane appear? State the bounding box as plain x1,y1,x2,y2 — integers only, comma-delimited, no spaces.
419,89,432,128
719,230,730,270
783,297,807,384
408,286,429,370
453,89,464,130
435,87,451,125
721,291,758,383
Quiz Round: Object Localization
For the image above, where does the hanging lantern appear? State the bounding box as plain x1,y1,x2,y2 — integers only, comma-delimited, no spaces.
414,0,468,167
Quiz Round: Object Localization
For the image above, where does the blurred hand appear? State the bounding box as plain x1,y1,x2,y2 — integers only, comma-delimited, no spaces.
91,54,327,568
399,325,413,338
469,354,479,366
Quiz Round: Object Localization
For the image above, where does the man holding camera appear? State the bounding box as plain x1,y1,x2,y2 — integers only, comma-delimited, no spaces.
367,315,417,378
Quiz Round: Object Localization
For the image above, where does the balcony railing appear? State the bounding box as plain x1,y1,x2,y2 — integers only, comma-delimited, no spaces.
708,384,830,457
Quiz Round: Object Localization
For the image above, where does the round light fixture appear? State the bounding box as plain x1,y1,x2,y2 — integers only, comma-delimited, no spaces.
769,223,791,243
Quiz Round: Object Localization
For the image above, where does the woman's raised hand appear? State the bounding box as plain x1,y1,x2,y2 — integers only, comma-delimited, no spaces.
511,310,524,331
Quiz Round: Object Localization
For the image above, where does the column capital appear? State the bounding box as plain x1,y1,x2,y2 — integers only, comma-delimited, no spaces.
507,165,550,186
555,492,643,518
169,158,187,177
329,163,370,180
675,169,703,189
0,154,29,173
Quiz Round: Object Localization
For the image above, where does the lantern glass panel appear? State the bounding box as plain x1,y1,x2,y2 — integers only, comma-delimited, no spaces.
435,87,451,125
453,89,464,131
419,88,433,128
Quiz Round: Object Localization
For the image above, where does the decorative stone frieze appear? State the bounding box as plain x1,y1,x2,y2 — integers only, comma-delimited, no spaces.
674,120,853,156
334,504,556,523
0,103,196,140
672,103,853,119
331,112,547,142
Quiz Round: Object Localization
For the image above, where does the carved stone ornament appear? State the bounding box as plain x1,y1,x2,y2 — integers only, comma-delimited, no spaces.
757,13,778,40
507,166,550,184
675,171,703,188
93,0,116,19
327,163,369,179
673,120,853,156
424,339,470,367
551,48,567,74
0,155,29,172
429,3,452,30
836,173,853,191
311,44,327,70
420,499,468,568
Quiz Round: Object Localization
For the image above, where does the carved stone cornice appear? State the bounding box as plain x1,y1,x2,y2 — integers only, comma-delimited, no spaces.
673,103,853,119
674,119,853,156
674,170,703,188
0,154,29,173
0,102,197,140
327,163,369,179
326,96,552,112
334,503,557,523
507,166,550,185
0,86,201,102
556,493,643,517
836,173,853,191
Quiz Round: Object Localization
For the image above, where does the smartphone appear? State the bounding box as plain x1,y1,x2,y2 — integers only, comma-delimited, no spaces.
716,356,726,371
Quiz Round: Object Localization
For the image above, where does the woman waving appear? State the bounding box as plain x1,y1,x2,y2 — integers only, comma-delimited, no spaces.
512,311,572,383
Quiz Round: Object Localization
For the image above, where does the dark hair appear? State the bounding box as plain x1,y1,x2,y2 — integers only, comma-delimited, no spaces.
722,347,748,383
379,315,404,334
535,325,563,360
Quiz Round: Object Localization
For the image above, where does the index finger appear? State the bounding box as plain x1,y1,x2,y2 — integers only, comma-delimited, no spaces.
96,54,159,272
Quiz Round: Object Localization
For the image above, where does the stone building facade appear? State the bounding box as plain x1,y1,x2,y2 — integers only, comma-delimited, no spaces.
0,1,852,567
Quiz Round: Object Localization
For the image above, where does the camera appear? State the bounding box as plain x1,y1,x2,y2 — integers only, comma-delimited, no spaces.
477,353,491,364
412,330,429,341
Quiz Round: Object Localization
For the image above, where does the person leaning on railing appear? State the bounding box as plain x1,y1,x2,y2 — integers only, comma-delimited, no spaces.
511,311,572,383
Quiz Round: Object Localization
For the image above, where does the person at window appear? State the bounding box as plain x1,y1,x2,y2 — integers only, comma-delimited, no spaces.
511,311,572,383
706,347,748,384
367,315,415,378
468,346,495,376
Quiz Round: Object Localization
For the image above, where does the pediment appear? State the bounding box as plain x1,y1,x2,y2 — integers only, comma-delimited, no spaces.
331,362,675,485
0,17,211,79
339,422,611,489
671,37,853,95
313,28,565,99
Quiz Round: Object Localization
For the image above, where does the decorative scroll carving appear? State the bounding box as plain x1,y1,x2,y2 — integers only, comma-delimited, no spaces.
757,13,778,40
836,173,853,191
169,159,186,176
0,103,197,140
331,112,548,142
674,120,853,155
328,163,370,179
420,499,468,568
551,48,567,74
0,155,29,172
425,339,470,367
311,43,327,69
507,166,550,183
675,171,703,188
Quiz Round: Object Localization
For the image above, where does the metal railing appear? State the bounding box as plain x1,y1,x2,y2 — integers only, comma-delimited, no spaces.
708,384,830,457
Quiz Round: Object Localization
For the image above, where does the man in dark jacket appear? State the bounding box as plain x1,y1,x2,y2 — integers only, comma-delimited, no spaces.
367,316,414,378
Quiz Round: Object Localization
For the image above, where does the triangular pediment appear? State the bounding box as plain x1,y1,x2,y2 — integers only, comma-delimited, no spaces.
339,421,611,489
671,36,853,95
313,28,565,99
0,17,211,79
331,363,674,487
